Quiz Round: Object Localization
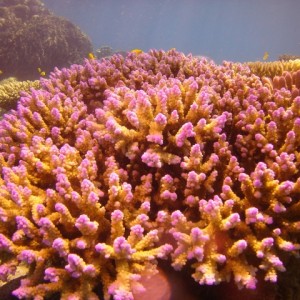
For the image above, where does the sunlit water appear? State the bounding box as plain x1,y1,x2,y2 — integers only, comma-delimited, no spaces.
43,0,300,63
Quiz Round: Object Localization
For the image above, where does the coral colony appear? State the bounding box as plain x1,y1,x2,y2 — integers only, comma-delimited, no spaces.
0,49,300,299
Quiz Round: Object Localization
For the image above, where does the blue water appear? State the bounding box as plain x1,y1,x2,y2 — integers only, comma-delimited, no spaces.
43,0,300,63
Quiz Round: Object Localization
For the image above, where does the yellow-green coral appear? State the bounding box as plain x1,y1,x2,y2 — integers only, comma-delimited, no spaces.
0,77,40,110
245,59,300,78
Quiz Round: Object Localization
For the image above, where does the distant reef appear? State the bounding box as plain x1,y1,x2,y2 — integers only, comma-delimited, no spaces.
0,0,93,80
278,54,300,61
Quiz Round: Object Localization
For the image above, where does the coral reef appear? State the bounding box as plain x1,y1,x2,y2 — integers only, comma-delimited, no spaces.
0,0,48,20
0,0,92,80
246,60,300,78
0,78,40,116
95,46,128,60
95,46,115,59
0,49,300,299
278,54,300,61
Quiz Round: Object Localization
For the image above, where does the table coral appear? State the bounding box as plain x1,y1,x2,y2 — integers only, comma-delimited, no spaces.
0,49,300,299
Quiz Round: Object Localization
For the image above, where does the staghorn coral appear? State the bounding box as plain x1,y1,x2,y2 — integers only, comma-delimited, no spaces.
259,70,300,103
246,59,300,78
0,49,300,299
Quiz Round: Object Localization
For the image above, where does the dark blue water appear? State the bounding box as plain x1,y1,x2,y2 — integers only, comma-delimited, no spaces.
43,0,300,63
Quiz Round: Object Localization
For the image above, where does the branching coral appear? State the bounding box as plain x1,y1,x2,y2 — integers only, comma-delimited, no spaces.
0,78,40,112
246,60,300,78
0,49,300,299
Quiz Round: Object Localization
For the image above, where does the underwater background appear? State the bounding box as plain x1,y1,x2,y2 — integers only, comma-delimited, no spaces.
43,0,300,63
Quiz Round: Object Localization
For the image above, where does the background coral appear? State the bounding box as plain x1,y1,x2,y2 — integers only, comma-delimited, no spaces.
95,46,114,59
0,0,92,81
0,78,40,116
0,49,300,299
278,54,300,61
95,46,128,60
245,60,300,78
